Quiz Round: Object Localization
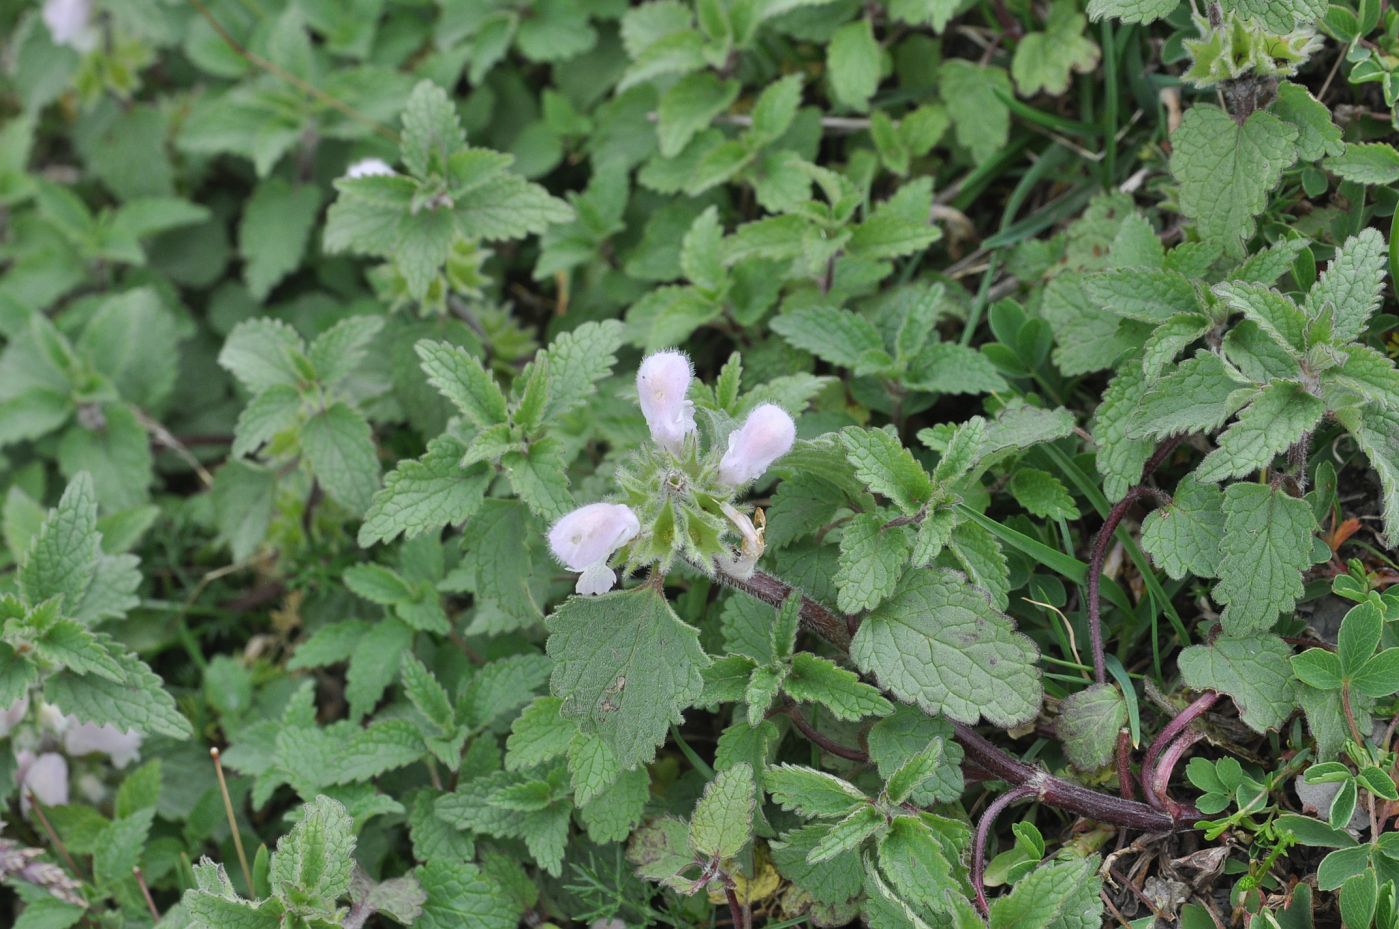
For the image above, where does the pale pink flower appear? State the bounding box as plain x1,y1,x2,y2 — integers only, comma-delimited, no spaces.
548,503,641,596
64,721,142,769
637,351,696,455
17,751,69,814
0,697,28,739
42,0,98,51
718,404,796,487
345,158,395,179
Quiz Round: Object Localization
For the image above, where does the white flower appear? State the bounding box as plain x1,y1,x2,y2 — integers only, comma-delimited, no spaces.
548,503,641,596
637,351,696,455
345,157,395,179
0,697,28,739
17,751,69,814
42,0,98,52
718,404,796,487
64,721,143,769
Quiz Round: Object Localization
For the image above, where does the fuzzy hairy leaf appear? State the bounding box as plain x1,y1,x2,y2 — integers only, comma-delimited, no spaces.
546,586,708,769
1178,635,1296,732
851,568,1041,728
1170,105,1297,255
1214,483,1318,635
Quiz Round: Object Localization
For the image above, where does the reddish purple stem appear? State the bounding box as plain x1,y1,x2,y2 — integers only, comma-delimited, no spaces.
971,785,1038,915
1140,691,1218,810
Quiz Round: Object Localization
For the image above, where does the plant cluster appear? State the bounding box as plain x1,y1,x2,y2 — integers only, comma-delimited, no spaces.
3,0,1399,927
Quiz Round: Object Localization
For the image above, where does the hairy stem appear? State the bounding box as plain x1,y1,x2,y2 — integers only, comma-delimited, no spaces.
1085,437,1181,683
1116,729,1135,801
1150,730,1204,821
721,567,1178,832
1140,691,1217,811
971,785,1037,915
782,704,869,762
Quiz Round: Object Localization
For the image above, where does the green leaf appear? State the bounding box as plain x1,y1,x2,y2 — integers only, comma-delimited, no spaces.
506,697,574,771
747,74,804,147
301,402,381,514
1140,475,1225,580
308,315,385,389
1214,483,1318,635
239,178,322,300
271,795,355,912
884,741,944,804
1324,142,1399,185
1305,228,1387,342
1195,381,1325,483
827,18,881,111
401,80,465,178
1086,0,1177,23
402,653,456,734
416,340,508,429
396,208,455,300
19,473,99,614
690,763,755,859
1221,0,1324,31
1351,648,1399,698
1056,683,1126,770
451,172,573,241
876,815,961,916
988,854,1102,929
784,653,895,722
867,707,964,805
847,177,941,261
45,642,192,739
835,513,912,613
212,461,278,561
1337,599,1382,676
765,764,867,818
1011,1,1099,96
851,567,1042,728
1291,647,1342,691
1130,351,1255,441
546,586,709,768
1171,105,1297,255
657,73,739,158
415,859,519,929
1091,362,1155,502
1178,634,1296,732
1009,468,1080,520
839,428,934,513
360,437,491,546
232,385,302,459
1347,406,1399,547
1273,82,1344,161
1213,282,1307,354
184,889,283,929
771,307,884,369
940,61,1011,165
537,320,625,423
218,318,306,394
808,805,885,862
1085,270,1199,324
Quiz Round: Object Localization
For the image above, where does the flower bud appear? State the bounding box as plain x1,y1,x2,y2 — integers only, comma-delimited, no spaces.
42,0,97,51
718,404,796,487
64,721,143,769
636,351,696,455
548,502,641,596
345,157,395,179
18,751,69,814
